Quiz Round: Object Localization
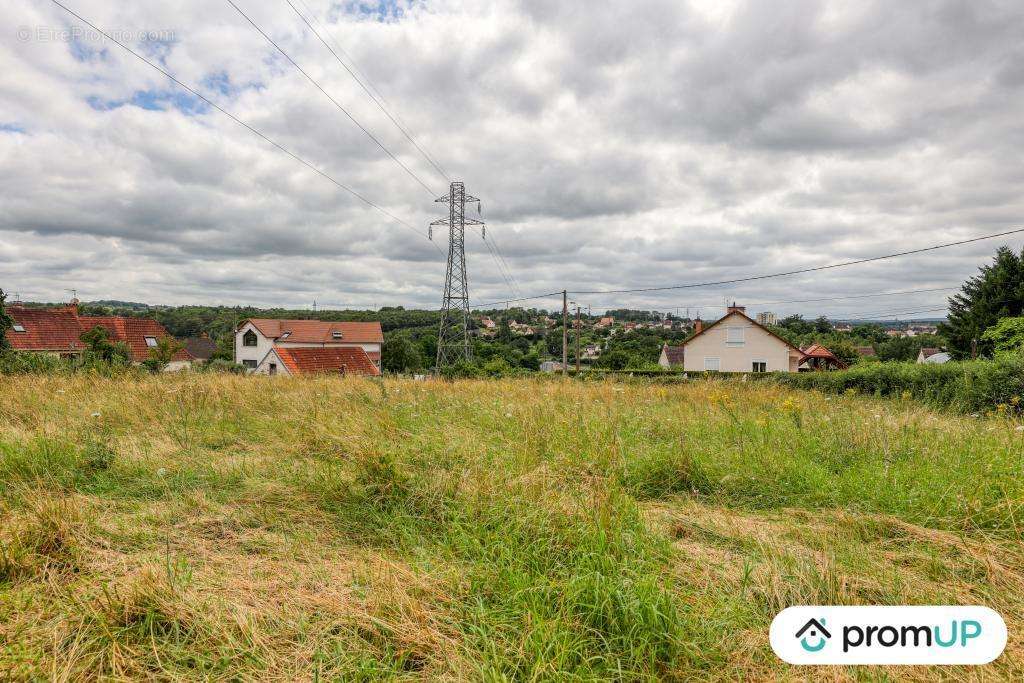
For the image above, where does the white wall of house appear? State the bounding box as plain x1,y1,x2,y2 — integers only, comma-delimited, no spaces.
682,312,799,373
254,349,291,376
235,322,275,370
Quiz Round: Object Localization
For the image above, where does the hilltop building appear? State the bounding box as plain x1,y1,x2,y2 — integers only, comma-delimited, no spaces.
755,311,778,326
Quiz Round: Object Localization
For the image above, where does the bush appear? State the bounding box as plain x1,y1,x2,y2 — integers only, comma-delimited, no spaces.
775,357,1024,414
0,352,69,374
201,359,246,374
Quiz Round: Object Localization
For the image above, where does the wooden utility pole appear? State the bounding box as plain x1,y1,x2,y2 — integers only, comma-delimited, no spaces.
562,290,568,376
575,304,582,373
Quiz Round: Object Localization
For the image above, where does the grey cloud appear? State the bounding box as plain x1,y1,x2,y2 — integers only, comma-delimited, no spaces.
2,0,1024,313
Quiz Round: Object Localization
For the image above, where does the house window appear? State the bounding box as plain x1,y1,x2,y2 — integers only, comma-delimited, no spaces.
752,360,767,373
144,336,158,348
704,357,720,372
242,359,257,369
726,326,744,346
268,362,277,376
12,323,25,332
243,330,258,347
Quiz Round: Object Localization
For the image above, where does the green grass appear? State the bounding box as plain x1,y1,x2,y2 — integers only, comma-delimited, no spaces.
0,374,1022,680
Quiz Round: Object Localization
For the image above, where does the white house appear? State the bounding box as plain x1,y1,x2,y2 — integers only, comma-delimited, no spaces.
679,304,803,373
235,318,383,371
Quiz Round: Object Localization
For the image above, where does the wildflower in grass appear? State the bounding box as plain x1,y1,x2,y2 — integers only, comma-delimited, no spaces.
157,467,167,478
90,412,101,418
901,390,912,401
1013,396,1021,406
997,403,1009,414
1016,425,1024,432
781,397,803,428
845,388,857,396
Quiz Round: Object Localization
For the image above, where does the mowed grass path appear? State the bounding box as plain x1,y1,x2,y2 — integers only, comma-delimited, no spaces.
1,374,1023,680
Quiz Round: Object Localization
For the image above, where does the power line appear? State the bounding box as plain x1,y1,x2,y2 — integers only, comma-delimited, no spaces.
282,0,451,183
570,228,1024,295
852,307,950,321
225,0,438,197
683,286,959,311
484,229,523,296
476,228,1024,306
47,0,437,248
474,291,565,309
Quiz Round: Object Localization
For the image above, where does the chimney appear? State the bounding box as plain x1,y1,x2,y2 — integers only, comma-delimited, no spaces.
726,301,745,315
68,298,79,315
694,318,703,334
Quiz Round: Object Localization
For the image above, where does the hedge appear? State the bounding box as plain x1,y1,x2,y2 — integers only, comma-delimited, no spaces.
774,357,1024,414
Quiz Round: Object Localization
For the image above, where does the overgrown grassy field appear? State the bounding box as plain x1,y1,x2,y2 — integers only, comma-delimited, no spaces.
1,374,1022,680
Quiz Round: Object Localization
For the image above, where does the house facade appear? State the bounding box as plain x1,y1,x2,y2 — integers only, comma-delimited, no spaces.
680,305,802,373
235,318,383,371
6,303,192,370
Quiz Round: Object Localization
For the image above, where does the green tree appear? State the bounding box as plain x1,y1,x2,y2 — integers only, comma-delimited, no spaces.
598,349,630,370
981,316,1024,357
941,246,1024,358
779,314,813,336
0,288,13,353
813,316,832,334
143,335,184,373
80,326,132,365
382,333,424,373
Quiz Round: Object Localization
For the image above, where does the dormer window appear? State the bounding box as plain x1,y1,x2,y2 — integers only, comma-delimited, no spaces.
331,331,343,339
243,330,258,347
144,336,158,348
12,323,25,333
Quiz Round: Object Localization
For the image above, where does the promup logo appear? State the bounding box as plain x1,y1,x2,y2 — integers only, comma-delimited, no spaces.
770,606,1006,665
795,618,830,652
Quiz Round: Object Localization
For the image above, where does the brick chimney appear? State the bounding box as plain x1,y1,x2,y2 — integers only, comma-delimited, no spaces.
726,301,745,315
68,298,79,315
694,318,703,334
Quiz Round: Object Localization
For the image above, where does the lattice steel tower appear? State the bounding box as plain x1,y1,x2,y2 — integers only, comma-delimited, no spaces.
432,181,483,369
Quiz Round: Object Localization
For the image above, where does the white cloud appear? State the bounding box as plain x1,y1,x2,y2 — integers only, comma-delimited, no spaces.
2,0,1024,318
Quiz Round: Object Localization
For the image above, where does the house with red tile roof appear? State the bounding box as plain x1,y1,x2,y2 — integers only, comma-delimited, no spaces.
235,318,383,372
254,346,381,377
6,303,192,369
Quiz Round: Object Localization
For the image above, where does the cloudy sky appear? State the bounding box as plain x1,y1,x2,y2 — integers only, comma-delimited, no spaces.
2,0,1024,319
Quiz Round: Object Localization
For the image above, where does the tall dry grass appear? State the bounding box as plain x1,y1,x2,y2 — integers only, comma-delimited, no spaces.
0,373,1022,679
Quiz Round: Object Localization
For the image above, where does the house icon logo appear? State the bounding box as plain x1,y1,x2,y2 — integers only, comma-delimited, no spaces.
795,618,831,652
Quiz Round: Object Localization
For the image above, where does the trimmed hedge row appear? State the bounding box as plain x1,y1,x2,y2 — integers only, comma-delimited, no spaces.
774,357,1024,414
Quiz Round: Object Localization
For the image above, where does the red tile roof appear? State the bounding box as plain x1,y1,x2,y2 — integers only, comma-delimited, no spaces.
79,316,192,362
242,319,383,344
799,343,848,369
662,344,685,365
7,306,84,352
273,346,381,376
7,306,190,362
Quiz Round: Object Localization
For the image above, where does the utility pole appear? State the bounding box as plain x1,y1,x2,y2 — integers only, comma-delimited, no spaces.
561,290,568,376
433,181,483,370
575,303,582,373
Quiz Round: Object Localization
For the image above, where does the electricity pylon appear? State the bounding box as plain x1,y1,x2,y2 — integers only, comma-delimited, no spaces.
432,181,483,369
